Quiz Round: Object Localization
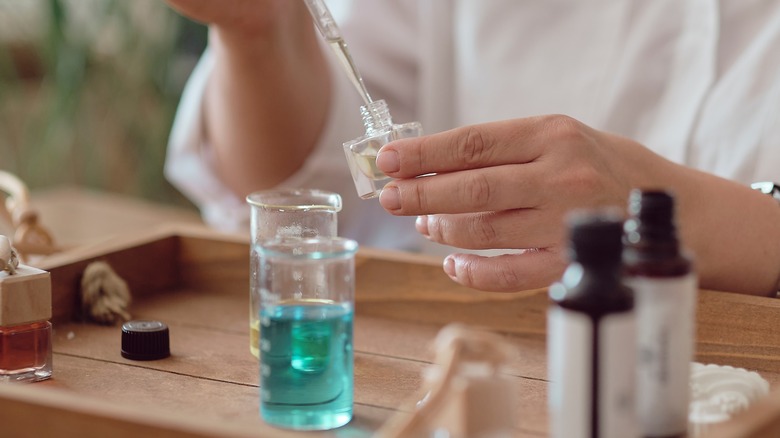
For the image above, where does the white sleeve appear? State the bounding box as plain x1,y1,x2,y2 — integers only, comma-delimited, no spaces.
164,47,253,232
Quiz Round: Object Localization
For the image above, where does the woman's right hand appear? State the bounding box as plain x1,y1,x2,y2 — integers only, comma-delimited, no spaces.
163,0,311,46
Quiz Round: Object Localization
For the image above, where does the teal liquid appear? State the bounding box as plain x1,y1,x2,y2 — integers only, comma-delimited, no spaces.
260,301,353,430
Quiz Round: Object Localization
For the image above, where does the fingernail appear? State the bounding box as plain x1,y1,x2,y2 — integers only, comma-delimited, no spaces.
379,186,401,211
415,215,429,236
443,256,456,279
376,149,400,174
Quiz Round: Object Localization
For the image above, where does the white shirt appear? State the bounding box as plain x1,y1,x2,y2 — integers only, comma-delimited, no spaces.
165,0,780,255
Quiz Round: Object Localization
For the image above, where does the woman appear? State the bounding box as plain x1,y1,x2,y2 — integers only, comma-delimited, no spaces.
164,0,780,296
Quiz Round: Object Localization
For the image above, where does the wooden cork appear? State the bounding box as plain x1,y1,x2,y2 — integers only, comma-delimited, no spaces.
0,265,51,327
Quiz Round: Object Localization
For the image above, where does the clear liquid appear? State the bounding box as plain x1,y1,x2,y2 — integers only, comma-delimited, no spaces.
250,246,261,359
250,320,260,359
260,300,353,430
354,146,386,180
328,39,372,106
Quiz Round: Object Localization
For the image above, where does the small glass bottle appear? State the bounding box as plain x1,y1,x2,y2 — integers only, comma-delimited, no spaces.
548,210,638,438
343,99,423,199
0,264,53,383
623,189,696,438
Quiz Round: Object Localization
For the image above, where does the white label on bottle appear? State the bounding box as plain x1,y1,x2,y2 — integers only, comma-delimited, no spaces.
548,307,637,438
548,308,591,437
631,274,697,436
599,312,638,438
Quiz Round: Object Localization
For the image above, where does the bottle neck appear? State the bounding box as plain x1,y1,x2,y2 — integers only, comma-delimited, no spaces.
554,262,633,315
624,189,682,256
573,260,625,284
554,213,633,313
361,99,393,135
624,215,689,272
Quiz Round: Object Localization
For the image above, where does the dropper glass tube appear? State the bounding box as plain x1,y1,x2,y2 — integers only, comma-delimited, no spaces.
303,0,372,106
303,0,423,199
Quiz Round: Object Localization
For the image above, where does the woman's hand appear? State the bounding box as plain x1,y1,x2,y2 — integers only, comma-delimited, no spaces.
377,114,780,296
376,115,660,291
164,0,292,41
375,115,674,292
163,0,318,55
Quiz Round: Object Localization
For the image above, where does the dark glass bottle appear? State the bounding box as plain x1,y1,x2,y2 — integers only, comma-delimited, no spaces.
548,211,637,438
624,190,696,438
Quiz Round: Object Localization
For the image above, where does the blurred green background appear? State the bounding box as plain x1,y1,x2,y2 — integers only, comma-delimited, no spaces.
0,0,206,208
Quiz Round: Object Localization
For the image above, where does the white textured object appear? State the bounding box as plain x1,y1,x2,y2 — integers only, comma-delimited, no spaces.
689,362,770,426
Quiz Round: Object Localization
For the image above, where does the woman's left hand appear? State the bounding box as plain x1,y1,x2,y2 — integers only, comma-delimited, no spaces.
375,115,668,292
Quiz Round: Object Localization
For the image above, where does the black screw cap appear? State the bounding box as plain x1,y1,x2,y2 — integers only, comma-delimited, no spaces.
121,320,170,361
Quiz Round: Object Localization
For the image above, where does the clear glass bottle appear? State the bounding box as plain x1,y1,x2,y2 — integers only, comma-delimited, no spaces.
0,265,53,383
623,189,696,438
343,99,423,199
548,211,638,438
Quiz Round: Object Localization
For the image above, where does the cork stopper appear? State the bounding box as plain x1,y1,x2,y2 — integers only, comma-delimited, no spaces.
0,264,52,327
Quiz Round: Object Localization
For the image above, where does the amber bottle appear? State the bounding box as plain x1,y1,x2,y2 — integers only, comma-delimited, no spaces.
624,190,696,438
548,211,637,438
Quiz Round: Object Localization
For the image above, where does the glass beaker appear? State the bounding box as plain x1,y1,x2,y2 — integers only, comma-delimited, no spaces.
246,189,342,359
257,237,358,430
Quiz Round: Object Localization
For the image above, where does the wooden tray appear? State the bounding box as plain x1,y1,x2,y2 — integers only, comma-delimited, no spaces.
1,224,779,437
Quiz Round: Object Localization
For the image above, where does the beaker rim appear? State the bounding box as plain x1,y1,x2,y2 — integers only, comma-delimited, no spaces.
246,188,343,212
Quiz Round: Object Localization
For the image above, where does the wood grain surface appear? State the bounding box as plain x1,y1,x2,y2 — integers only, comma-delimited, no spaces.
0,224,778,437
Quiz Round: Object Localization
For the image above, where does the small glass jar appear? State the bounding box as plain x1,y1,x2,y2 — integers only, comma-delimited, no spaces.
0,265,53,383
343,99,423,199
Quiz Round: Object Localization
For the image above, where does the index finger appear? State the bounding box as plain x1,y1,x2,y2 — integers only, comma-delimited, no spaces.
376,117,547,179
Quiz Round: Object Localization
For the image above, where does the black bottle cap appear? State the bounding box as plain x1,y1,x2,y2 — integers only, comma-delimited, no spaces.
121,320,170,360
625,189,678,244
566,209,624,264
628,189,674,224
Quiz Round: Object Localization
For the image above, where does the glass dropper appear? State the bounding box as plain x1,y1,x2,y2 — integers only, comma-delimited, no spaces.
303,0,373,107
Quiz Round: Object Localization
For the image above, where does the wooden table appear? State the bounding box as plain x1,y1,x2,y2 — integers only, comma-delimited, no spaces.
0,187,779,437
27,185,204,248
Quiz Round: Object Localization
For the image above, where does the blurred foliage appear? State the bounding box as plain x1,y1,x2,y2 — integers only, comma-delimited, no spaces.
0,0,206,207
